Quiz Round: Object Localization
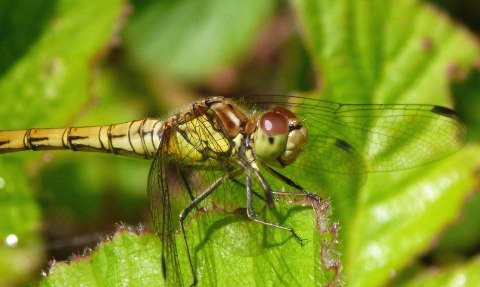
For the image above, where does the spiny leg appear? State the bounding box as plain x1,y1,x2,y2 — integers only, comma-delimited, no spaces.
260,163,322,202
244,163,305,244
247,157,276,208
179,173,230,286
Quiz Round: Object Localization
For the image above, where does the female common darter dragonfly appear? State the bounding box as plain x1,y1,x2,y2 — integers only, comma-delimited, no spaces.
0,95,468,286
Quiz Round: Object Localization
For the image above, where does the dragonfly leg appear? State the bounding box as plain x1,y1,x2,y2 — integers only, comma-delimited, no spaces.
245,164,305,244
178,173,230,286
271,190,322,203
261,163,322,202
245,152,275,207
179,172,197,203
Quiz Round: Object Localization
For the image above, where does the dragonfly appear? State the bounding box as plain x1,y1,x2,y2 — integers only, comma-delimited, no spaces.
0,95,468,286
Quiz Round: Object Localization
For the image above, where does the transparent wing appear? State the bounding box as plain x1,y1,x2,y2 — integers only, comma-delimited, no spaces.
148,126,184,287
148,106,255,286
242,95,468,174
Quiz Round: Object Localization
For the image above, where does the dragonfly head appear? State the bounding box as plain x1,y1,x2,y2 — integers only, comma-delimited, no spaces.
253,107,307,168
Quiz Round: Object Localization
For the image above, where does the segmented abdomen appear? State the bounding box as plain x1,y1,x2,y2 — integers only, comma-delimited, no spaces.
0,119,164,159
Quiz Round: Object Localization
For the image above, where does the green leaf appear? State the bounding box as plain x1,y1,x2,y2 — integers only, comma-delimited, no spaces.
123,0,277,83
0,0,127,286
345,147,478,287
40,198,341,287
2,0,480,286
40,229,164,287
0,0,127,128
0,158,43,286
452,67,480,142
289,0,480,286
403,257,480,287
292,0,479,105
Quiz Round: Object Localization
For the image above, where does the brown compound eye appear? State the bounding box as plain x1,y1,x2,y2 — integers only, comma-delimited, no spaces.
259,111,289,137
253,107,307,168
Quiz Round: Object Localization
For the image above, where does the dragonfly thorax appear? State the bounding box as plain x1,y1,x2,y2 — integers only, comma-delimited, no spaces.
252,107,307,168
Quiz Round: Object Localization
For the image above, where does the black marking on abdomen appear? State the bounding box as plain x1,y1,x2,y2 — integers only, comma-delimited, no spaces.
107,125,115,154
29,137,49,142
127,121,136,154
72,144,86,149
98,129,107,151
29,137,49,151
142,130,152,136
69,136,88,140
68,134,88,151
137,119,148,156
112,147,129,154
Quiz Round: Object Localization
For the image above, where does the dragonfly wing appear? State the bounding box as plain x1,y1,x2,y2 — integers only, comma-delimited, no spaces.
243,95,468,174
148,126,184,287
148,105,250,285
171,104,248,213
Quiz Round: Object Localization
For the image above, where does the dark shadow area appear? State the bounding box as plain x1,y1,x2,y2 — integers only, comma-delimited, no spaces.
431,0,480,33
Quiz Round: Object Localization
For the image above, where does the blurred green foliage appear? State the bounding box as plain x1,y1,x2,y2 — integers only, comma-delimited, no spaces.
1,0,480,286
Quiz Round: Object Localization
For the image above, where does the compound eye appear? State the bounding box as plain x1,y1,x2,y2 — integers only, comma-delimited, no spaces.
254,112,289,162
259,112,289,137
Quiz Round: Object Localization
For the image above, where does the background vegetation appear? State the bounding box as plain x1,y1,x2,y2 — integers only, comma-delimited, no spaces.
1,0,480,286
